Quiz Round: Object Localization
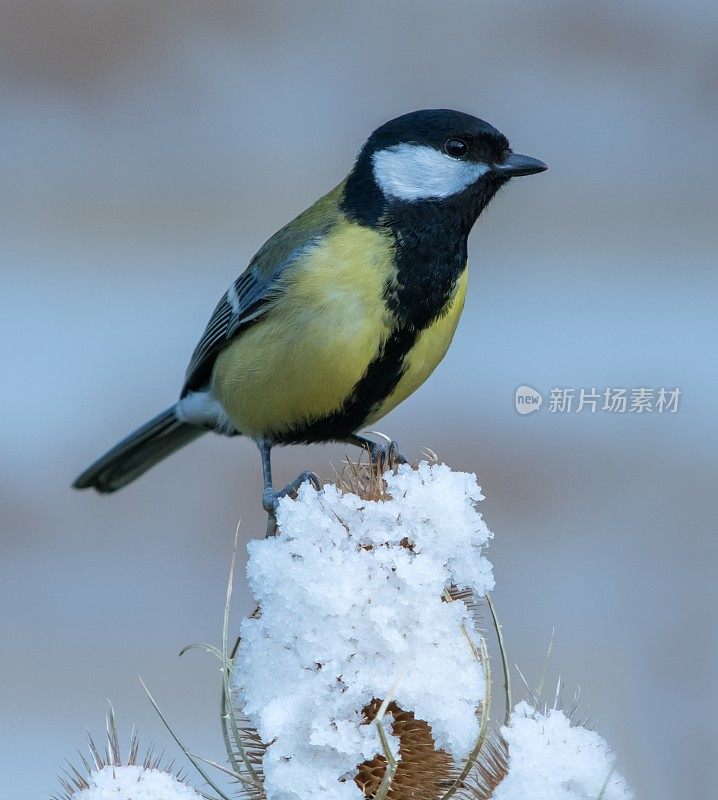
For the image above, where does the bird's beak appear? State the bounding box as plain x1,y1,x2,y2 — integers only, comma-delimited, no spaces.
495,152,547,177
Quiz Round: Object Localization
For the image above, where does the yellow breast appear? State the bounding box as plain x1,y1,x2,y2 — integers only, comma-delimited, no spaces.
211,220,395,439
364,267,468,425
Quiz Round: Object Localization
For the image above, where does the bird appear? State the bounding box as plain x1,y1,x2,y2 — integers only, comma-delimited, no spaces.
73,109,546,513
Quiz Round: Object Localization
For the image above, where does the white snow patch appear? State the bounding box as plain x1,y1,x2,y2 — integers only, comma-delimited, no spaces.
492,702,633,800
235,462,495,800
68,765,202,800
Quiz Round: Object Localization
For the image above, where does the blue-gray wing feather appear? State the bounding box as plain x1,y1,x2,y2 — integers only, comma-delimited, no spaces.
181,184,343,396
181,269,268,394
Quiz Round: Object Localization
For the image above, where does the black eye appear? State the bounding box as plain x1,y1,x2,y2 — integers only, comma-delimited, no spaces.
444,138,469,159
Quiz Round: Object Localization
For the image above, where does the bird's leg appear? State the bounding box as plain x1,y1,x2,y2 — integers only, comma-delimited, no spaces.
257,439,321,536
258,439,276,512
344,434,408,472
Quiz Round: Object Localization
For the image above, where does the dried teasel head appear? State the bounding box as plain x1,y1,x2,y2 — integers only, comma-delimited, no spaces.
355,700,454,800
337,453,491,800
54,705,182,800
458,676,609,800
240,449,492,800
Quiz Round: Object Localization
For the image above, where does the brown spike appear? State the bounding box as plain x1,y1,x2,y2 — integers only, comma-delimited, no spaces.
468,735,509,800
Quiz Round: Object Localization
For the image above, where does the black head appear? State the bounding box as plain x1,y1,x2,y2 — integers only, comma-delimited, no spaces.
343,109,546,228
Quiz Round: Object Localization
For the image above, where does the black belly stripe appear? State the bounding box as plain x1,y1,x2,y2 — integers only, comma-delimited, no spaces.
279,325,418,444
278,259,464,445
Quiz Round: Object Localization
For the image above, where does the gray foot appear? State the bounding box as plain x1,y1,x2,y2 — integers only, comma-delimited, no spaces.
367,440,408,472
262,470,322,514
345,434,408,471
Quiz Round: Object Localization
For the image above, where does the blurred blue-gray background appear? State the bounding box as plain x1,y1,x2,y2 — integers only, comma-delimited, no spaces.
1,2,716,797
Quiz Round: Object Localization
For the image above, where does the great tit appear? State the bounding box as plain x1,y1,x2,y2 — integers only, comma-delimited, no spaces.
73,109,546,511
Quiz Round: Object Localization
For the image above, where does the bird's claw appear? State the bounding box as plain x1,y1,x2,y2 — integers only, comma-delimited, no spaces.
368,440,407,473
262,470,322,514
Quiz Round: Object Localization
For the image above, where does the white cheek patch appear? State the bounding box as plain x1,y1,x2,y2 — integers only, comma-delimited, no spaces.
372,144,491,201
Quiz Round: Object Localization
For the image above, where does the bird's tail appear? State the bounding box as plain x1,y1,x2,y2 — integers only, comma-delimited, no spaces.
72,406,206,493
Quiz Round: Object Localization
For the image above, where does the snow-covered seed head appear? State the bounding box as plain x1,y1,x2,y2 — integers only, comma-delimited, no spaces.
56,707,200,800
234,458,495,800
465,702,633,800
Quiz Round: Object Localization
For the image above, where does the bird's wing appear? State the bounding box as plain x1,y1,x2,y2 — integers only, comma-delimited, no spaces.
181,183,344,395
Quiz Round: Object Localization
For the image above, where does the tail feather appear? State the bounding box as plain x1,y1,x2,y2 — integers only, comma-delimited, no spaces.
73,406,206,494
